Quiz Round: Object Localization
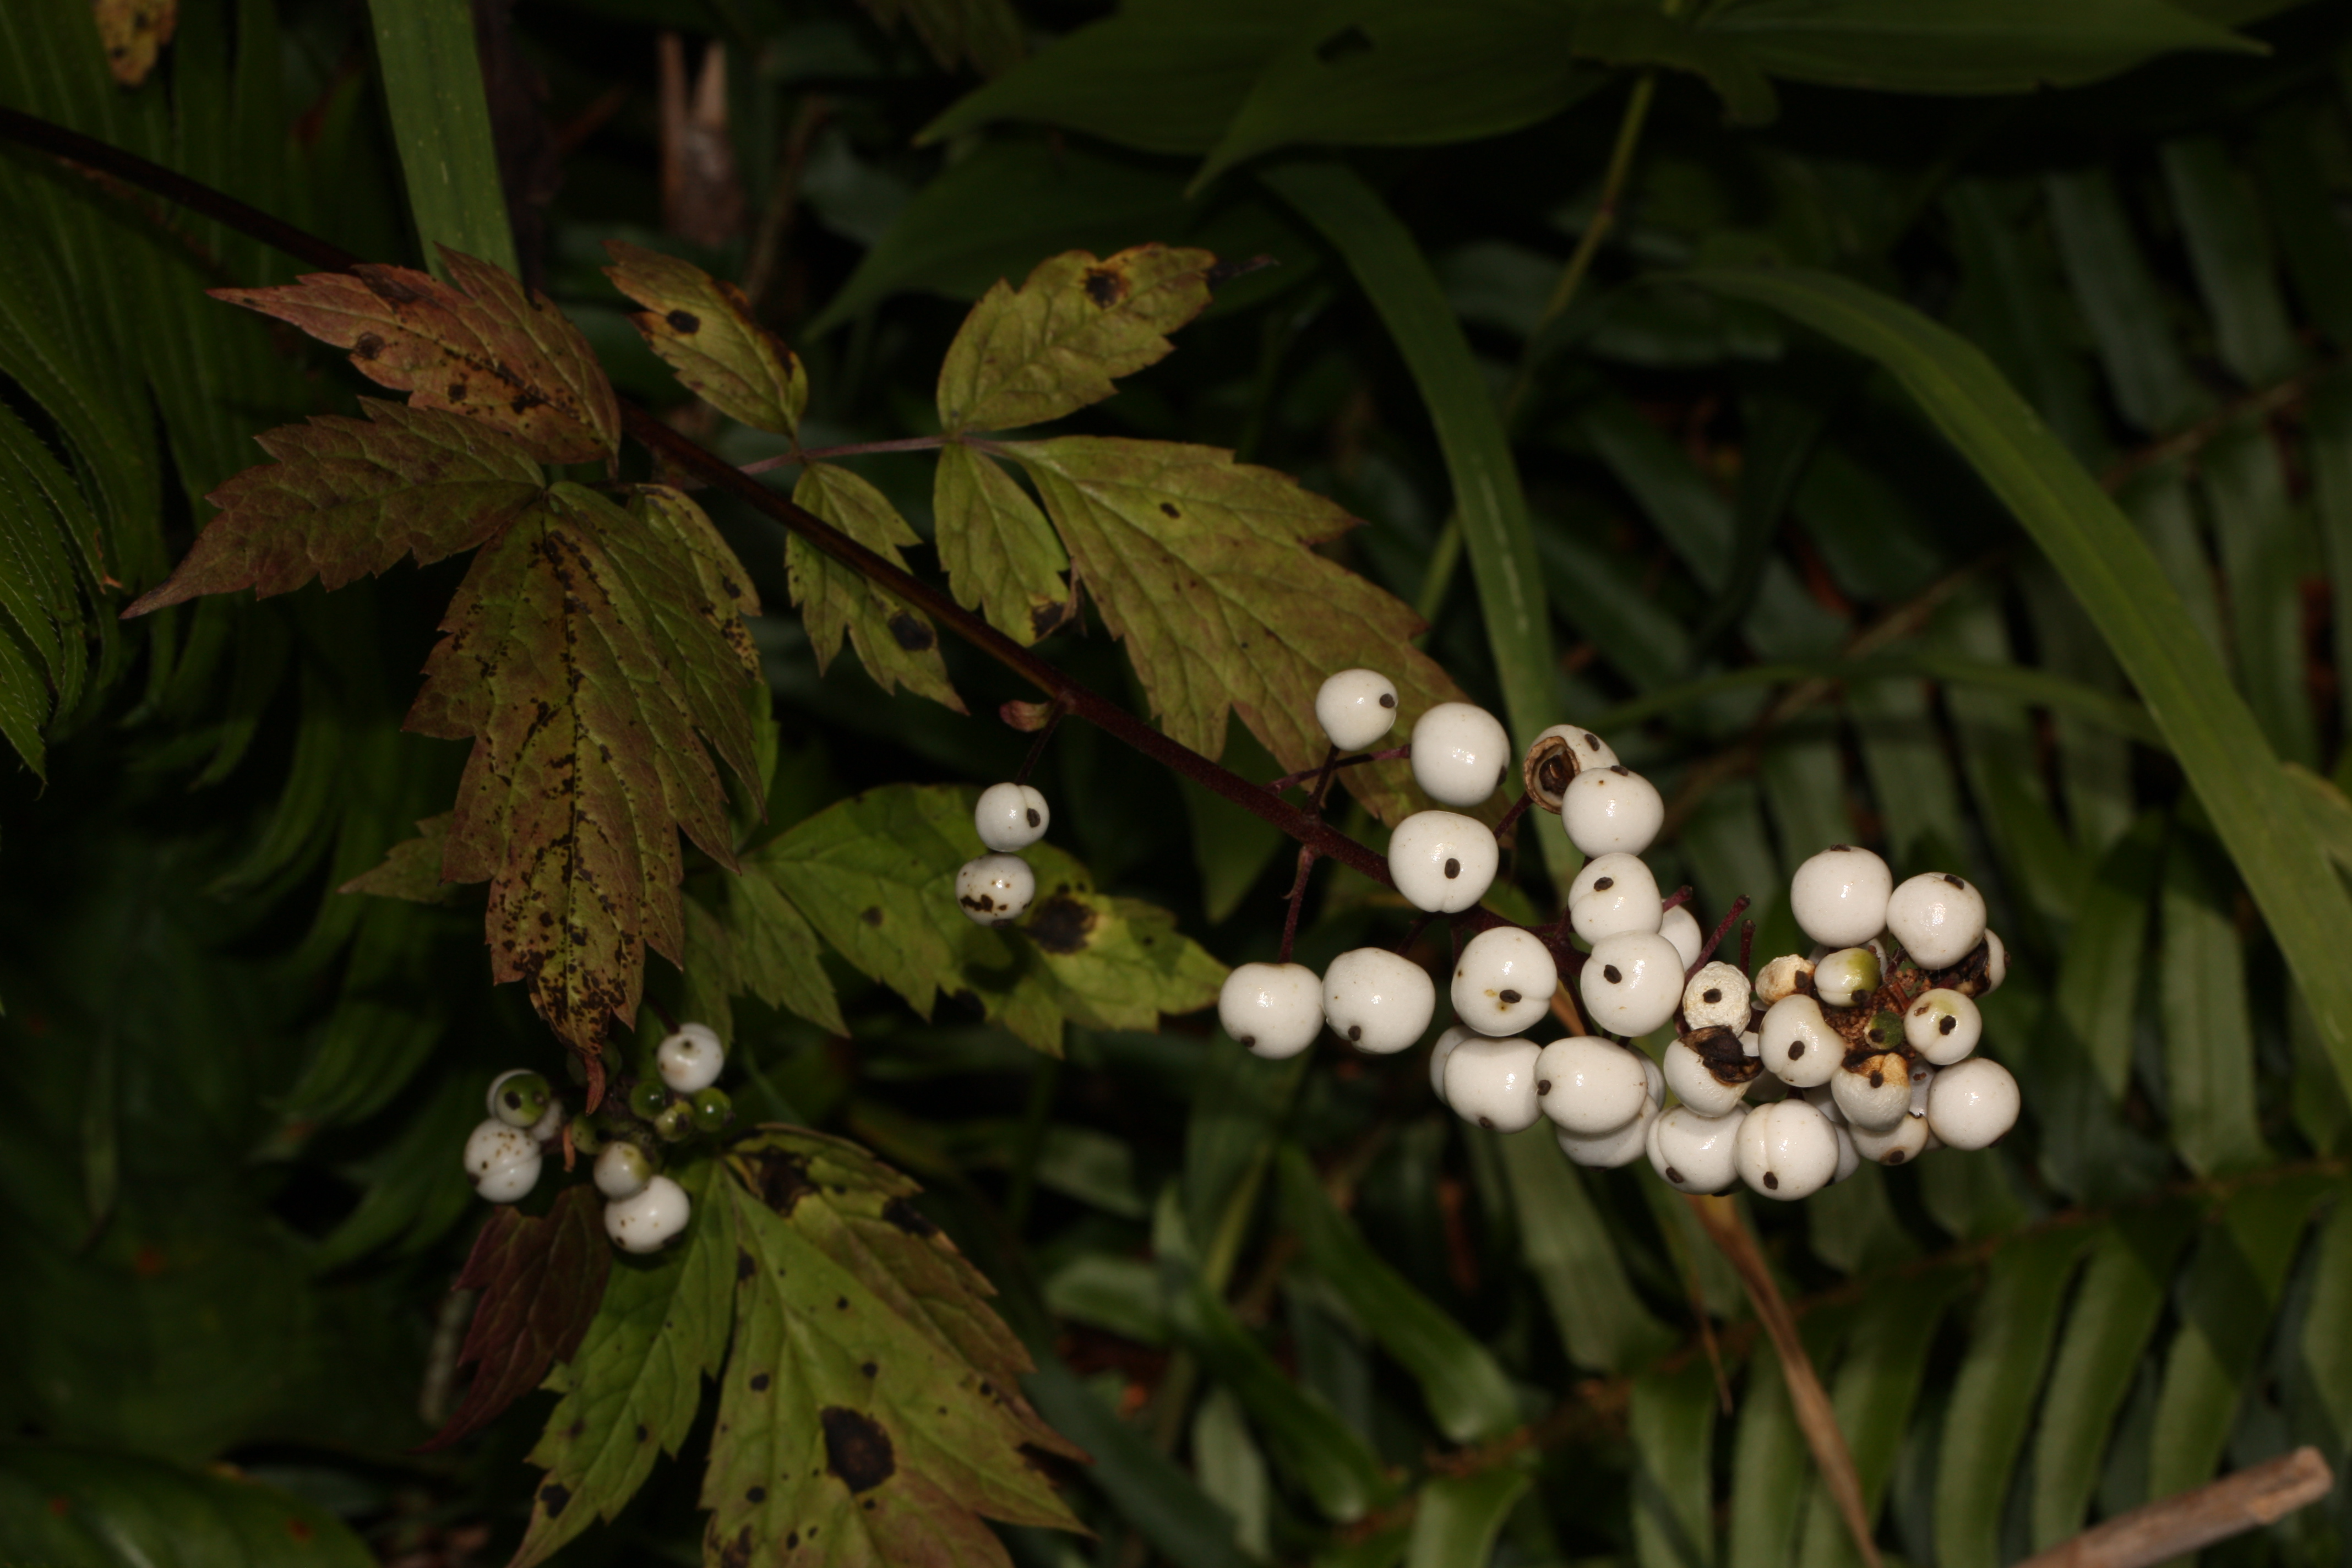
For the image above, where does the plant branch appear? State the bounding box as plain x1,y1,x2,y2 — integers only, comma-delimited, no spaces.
2013,1447,2334,1568
737,433,952,474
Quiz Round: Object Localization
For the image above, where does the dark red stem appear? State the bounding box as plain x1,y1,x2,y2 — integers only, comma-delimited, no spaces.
1739,918,1755,976
1266,743,1409,793
1493,790,1534,844
1013,703,1065,787
1687,895,1751,978
1660,884,1694,913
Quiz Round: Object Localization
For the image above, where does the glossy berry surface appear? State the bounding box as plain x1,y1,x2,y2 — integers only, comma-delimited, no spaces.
1221,961,1326,1059
1315,668,1400,752
973,782,1050,852
1387,810,1498,913
1324,948,1435,1054
1408,702,1512,807
1451,925,1556,1037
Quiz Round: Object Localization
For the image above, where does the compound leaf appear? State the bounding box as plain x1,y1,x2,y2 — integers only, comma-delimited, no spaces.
405,483,759,1077
421,1184,613,1452
214,249,619,465
1009,435,1465,823
937,244,1215,434
603,242,808,439
511,1159,737,1566
934,440,1071,646
124,399,543,616
790,464,965,714
703,1131,1082,1564
728,859,851,1037
1019,861,1227,1033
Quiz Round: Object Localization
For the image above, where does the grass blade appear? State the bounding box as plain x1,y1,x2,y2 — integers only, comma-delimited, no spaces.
1495,1125,1673,1373
2159,137,2300,388
1406,1469,1532,1568
1680,263,2352,1100
2158,835,2270,1177
2043,169,2208,434
1634,1359,1722,1568
365,0,519,275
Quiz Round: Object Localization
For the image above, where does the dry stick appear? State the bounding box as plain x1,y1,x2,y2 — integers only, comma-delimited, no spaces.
0,107,1407,899
1685,1193,1884,1568
2011,1446,2334,1568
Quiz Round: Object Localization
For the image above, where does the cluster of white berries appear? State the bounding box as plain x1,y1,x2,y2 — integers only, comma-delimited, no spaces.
460,1023,736,1254
957,782,1052,925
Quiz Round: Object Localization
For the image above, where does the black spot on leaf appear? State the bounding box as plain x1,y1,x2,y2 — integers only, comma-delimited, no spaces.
352,331,385,361
1081,268,1125,307
1315,22,1374,62
748,1485,766,1503
667,308,700,334
820,1406,897,1493
887,612,935,651
1159,502,1180,518
748,1152,816,1213
750,1372,771,1391
540,1482,571,1517
861,1361,878,1378
1024,894,1097,953
861,906,883,927
737,1250,754,1281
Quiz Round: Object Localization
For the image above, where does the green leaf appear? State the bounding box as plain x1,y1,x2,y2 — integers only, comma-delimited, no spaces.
934,440,1070,646
1493,1125,1674,1374
2203,418,2318,765
123,400,543,617
2158,837,2269,1177
511,1159,736,1566
2027,1212,2194,1549
1931,1227,2093,1568
789,463,965,714
704,1131,1083,1561
2301,1186,2352,1451
727,860,851,1037
919,0,1303,154
214,251,619,464
406,483,760,1066
603,241,808,438
2043,169,2211,435
0,1443,373,1567
1193,1,1599,190
0,399,92,715
937,244,1215,434
2307,373,2352,737
365,0,518,277
1632,1359,1721,1568
1193,1383,1272,1558
1277,1146,1518,1444
420,1184,614,1451
865,0,1027,78
2288,761,2352,871
1560,6,1779,124
1406,1469,1532,1568
1023,1354,1253,1568
2054,814,2163,1099
0,615,50,777
1019,874,1227,1033
1009,433,1461,824
2159,136,2301,387
1730,1331,1816,1568
1681,263,2352,1104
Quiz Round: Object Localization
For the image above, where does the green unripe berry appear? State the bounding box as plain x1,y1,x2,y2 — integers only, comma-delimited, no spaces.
1864,1009,1905,1050
690,1086,733,1135
489,1069,554,1129
568,1113,604,1155
653,1101,695,1143
628,1080,671,1122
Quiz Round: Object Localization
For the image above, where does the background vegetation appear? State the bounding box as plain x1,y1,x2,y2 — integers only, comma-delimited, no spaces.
4,0,2352,1564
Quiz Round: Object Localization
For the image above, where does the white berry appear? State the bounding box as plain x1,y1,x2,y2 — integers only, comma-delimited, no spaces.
1647,1104,1746,1193
1638,1047,1665,1107
1451,925,1556,1037
1789,845,1893,949
1558,1099,1654,1168
1981,930,2007,993
1221,962,1324,1059
1754,952,1814,1005
1409,702,1512,807
1316,668,1400,752
1908,1063,1935,1118
529,1100,566,1143
1429,1023,1476,1104
1659,903,1703,968
1389,810,1499,913
1734,1098,1841,1200
1681,962,1750,1031
475,1152,542,1203
1561,766,1664,857
1580,930,1684,1037
1801,1082,1846,1124
1886,872,1988,969
595,1141,655,1200
1533,1036,1651,1134
1664,1038,1750,1116
1758,994,1838,1087
1444,1036,1542,1131
1904,988,1980,1065
1324,948,1435,1054
1831,1055,1912,1133
465,1118,537,1178
656,1023,725,1095
956,853,1035,924
605,1174,692,1253
1536,722,1619,773
1568,851,1664,943
974,782,1050,852
1852,1111,1931,1167
1926,1058,2019,1149
1832,1122,1860,1183
1812,946,1881,1009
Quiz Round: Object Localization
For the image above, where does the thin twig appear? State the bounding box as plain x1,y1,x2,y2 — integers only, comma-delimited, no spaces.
1689,895,1750,977
738,433,952,474
2012,1447,2333,1568
1266,743,1409,793
1013,703,1065,788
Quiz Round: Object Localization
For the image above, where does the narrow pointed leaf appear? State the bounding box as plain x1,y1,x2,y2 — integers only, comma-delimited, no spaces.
1406,1469,1532,1568
934,440,1070,645
214,251,618,464
1493,1126,1673,1373
2159,839,2269,1177
1632,1360,1721,1568
604,241,809,438
790,463,965,714
936,244,1214,434
124,400,543,616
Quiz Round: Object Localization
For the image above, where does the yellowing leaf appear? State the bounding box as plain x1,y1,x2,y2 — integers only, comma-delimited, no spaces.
92,0,175,85
124,399,544,616
603,241,809,438
339,813,464,905
702,1131,1082,1564
1007,435,1468,823
728,862,851,1036
214,250,620,465
936,244,1215,434
790,464,965,714
933,440,1070,645
1018,872,1227,1033
405,483,760,1079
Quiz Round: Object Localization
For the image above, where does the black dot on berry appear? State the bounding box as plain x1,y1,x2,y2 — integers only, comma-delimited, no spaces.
1379,693,1396,708
1939,1015,1956,1035
1603,966,1621,983
1500,989,1520,1004
1789,1042,1806,1059
1594,876,1614,890
1478,1116,1493,1128
1347,1025,1362,1041
1026,808,1040,826
1944,874,1964,888
1887,1150,1907,1164
1583,733,1600,749
1869,1070,1885,1087
1537,1079,1551,1095
1763,1172,1779,1189
1702,988,1721,1004
1665,1166,1682,1183
1610,764,1630,776
1445,858,1461,878
1830,843,1850,852
1238,1035,1255,1047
